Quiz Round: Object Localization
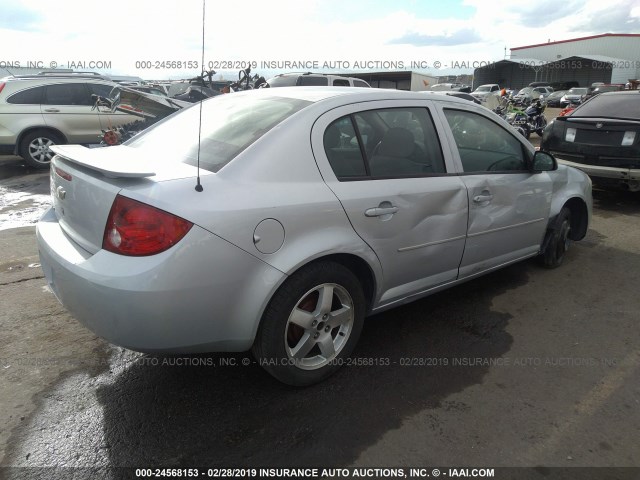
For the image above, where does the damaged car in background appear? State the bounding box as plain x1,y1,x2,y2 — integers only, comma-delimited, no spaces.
37,88,592,386
94,85,191,145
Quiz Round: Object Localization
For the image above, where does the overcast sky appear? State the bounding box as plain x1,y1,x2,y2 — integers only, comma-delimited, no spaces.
1,0,639,80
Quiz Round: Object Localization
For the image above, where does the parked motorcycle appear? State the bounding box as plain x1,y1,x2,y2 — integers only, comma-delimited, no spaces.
494,100,529,138
495,96,547,139
524,96,548,137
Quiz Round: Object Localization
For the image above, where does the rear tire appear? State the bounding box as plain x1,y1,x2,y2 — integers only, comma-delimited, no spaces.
536,117,548,137
252,261,365,386
540,207,571,268
19,129,63,169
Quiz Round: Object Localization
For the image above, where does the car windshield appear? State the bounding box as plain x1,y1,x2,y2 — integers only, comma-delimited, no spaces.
567,88,587,95
517,87,533,95
125,94,313,172
571,93,640,119
475,86,492,92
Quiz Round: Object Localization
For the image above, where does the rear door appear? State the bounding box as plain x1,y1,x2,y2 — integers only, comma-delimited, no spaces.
311,100,468,307
1,85,46,142
437,106,552,278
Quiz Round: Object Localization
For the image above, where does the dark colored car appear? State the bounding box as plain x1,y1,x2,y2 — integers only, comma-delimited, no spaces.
541,91,640,191
581,84,625,103
550,81,579,91
546,90,567,107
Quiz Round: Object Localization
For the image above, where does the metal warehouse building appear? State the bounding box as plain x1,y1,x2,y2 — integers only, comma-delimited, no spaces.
473,33,640,89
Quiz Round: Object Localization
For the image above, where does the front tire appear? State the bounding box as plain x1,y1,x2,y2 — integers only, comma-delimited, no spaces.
541,207,571,268
19,130,63,169
253,261,366,386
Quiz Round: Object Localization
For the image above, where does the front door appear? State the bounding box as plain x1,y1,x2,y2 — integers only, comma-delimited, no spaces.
439,107,552,278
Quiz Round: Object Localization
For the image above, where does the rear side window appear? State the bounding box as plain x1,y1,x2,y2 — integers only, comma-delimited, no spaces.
324,107,446,180
6,86,44,104
43,83,92,106
324,117,367,178
298,76,329,86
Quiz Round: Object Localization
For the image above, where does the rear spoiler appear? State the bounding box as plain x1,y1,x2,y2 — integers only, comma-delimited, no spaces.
50,145,156,178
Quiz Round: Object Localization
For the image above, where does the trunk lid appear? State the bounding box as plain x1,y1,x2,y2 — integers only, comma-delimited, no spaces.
49,145,201,254
548,117,640,168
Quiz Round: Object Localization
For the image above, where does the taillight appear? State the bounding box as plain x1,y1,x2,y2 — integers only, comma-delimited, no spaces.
0,83,5,95
103,195,193,256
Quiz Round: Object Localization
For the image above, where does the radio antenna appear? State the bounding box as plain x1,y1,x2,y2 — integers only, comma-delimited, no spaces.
195,0,206,192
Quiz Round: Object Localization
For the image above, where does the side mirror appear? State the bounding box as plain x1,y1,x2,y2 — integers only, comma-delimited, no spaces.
532,151,557,172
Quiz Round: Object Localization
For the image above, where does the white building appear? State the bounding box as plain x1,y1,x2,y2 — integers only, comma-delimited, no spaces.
474,33,640,89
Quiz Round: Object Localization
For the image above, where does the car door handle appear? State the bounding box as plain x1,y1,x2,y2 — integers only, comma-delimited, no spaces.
473,194,493,203
44,108,60,112
365,206,399,217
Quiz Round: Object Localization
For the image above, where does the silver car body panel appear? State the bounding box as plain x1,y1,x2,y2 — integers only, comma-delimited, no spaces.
37,208,285,352
37,87,593,352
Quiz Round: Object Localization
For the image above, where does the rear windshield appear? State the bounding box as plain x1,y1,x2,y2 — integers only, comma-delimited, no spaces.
125,94,312,172
571,93,640,119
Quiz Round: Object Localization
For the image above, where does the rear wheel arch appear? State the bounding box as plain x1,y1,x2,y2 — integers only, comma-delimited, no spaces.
285,253,377,313
18,128,67,168
252,259,368,385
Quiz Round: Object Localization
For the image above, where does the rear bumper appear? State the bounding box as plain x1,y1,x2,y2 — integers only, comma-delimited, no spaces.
37,207,286,353
555,158,640,181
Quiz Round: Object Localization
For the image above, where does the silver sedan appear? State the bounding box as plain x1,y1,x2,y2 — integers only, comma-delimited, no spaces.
37,87,592,386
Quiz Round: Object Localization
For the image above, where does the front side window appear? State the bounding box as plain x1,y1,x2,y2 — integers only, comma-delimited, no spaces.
88,83,116,99
323,107,446,180
444,109,527,173
333,79,350,87
298,76,329,86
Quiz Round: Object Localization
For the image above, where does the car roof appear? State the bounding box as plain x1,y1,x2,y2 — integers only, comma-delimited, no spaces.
227,86,472,107
2,76,114,84
599,90,640,97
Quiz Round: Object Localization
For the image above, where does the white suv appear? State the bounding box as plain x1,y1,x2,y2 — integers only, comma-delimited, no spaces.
471,84,501,102
0,73,136,168
266,73,371,88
